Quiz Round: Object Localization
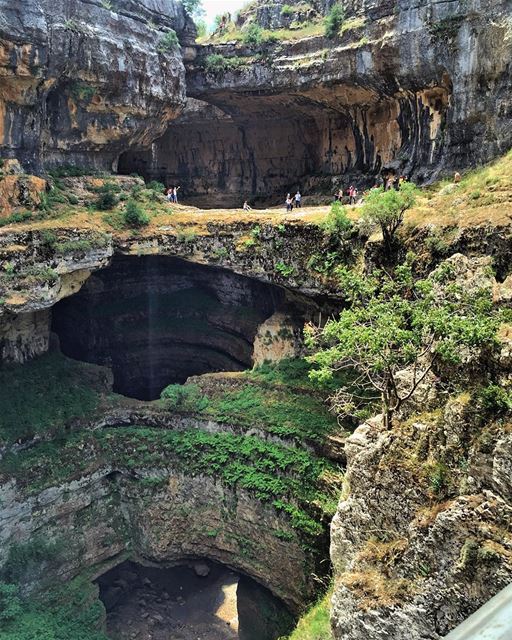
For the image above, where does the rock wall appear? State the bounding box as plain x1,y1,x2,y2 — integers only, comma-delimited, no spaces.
0,0,194,172
0,466,311,612
329,256,512,639
122,0,511,203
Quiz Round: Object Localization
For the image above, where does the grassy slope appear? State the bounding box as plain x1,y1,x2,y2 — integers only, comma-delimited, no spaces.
0,352,116,446
1,150,512,240
283,592,332,640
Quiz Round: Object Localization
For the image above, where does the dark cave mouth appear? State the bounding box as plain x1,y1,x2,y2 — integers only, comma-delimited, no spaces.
51,255,315,401
117,87,450,208
96,559,295,640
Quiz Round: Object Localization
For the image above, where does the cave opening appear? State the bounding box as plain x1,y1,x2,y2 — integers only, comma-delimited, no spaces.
117,88,449,208
96,559,295,640
51,255,317,400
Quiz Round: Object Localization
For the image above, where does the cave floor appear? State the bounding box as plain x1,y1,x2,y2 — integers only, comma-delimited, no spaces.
105,564,240,640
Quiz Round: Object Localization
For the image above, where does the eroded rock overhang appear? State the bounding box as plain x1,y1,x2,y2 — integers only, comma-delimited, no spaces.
0,0,196,172
118,0,512,205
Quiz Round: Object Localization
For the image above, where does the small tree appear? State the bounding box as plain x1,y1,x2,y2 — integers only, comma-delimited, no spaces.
306,256,500,429
157,29,180,52
95,182,119,210
321,201,354,257
123,199,149,228
242,23,263,46
362,182,419,253
324,3,344,38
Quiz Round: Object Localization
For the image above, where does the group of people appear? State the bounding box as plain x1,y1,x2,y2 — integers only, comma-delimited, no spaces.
285,191,302,211
166,186,180,203
334,185,359,204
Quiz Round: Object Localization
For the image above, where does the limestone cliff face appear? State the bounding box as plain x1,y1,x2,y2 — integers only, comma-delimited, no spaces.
125,0,512,205
0,466,311,612
0,0,194,172
329,256,512,638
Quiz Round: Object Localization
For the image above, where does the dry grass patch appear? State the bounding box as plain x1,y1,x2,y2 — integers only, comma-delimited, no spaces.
355,537,409,569
340,570,416,609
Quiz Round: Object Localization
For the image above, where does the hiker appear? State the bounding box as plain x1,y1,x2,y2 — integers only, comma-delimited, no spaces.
285,193,293,212
385,176,395,191
294,190,302,208
243,200,252,211
166,187,173,203
454,171,461,183
173,186,180,203
348,185,357,205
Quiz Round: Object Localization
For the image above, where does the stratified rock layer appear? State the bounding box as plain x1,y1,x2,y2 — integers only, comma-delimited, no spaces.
51,254,315,399
124,0,512,205
0,0,194,172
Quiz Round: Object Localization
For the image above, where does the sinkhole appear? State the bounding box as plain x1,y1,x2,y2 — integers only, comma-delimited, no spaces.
51,255,318,400
96,560,295,640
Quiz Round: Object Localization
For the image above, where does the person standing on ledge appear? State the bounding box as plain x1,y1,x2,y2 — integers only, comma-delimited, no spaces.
166,187,173,203
173,186,180,203
294,190,302,208
285,193,293,211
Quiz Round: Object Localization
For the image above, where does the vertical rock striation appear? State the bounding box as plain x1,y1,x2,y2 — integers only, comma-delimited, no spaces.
0,0,194,172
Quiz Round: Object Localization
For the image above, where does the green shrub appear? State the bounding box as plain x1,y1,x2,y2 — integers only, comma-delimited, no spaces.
48,165,94,178
146,180,165,193
95,183,119,210
275,261,296,277
70,82,96,103
242,23,263,45
477,384,512,415
123,199,149,227
281,4,294,16
324,3,344,38
157,29,180,52
0,583,21,623
0,210,33,227
0,579,109,640
322,201,352,239
204,53,244,73
160,384,210,412
1,537,58,583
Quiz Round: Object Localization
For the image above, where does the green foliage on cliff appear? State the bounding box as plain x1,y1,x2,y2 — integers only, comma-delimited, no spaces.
324,3,344,38
282,591,332,639
161,383,210,411
2,537,58,583
157,29,180,52
123,199,150,227
1,426,339,538
306,255,500,428
0,579,108,640
160,358,348,444
0,353,102,445
204,53,245,74
95,182,119,210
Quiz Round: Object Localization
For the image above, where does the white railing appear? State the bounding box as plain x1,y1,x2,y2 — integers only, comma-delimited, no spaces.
444,583,512,639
